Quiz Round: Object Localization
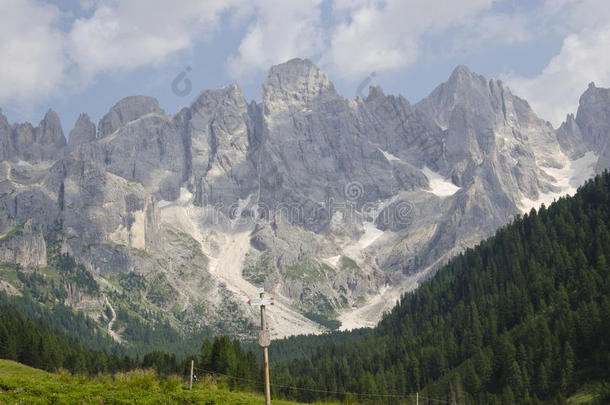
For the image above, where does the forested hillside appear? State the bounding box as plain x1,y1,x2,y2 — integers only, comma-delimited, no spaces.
0,303,134,375
273,172,610,404
0,302,261,387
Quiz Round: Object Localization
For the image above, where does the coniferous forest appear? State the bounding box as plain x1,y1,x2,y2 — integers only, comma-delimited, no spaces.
2,172,610,404
269,172,610,403
0,302,260,388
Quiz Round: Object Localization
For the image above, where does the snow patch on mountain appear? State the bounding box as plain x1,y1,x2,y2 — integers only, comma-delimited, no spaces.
520,151,597,212
378,148,402,162
359,221,384,249
421,167,461,197
323,255,342,268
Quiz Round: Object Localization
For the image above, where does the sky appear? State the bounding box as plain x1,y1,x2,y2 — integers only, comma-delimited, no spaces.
1,0,610,134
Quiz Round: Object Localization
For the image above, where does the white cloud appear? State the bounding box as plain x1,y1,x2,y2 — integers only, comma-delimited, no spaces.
227,0,325,79
0,0,241,104
542,0,610,33
474,13,531,44
321,0,493,79
505,25,610,127
68,0,238,79
0,0,66,102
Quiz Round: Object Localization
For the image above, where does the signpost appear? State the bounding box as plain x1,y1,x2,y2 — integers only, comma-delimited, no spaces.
249,288,273,405
247,297,274,306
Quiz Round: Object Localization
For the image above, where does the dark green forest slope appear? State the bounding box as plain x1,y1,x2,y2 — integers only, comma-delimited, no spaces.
273,172,610,404
0,303,261,389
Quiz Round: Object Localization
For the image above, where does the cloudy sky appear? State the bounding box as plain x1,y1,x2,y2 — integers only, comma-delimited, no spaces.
1,0,610,132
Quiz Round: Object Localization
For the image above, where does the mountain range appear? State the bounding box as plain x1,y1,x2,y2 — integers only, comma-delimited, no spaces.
0,58,609,340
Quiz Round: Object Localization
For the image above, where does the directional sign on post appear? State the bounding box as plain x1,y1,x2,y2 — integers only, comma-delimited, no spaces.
247,297,274,306
248,289,273,405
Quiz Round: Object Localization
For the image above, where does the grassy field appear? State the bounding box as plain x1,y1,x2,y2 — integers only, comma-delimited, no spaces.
0,359,336,404
567,381,606,404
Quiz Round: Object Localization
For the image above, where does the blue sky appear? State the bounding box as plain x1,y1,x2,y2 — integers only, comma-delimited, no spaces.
1,0,610,134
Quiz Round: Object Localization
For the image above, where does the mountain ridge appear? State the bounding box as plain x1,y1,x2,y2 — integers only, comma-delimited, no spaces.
0,59,609,340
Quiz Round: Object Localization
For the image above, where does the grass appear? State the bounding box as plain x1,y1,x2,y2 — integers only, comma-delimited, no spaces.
243,252,274,285
303,311,341,330
0,224,24,244
567,380,605,404
0,359,337,404
339,256,359,271
146,272,178,306
130,248,152,259
285,259,334,283
0,268,19,284
165,228,208,263
40,267,61,281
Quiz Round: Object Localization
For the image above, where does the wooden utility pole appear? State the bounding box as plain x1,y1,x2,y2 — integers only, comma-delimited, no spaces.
189,359,194,390
416,392,418,405
260,290,271,405
248,288,274,405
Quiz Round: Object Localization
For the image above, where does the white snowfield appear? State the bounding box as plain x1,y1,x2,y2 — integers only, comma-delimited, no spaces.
378,148,402,162
421,166,461,197
378,148,461,198
338,284,404,330
358,221,384,249
337,253,451,331
520,151,597,213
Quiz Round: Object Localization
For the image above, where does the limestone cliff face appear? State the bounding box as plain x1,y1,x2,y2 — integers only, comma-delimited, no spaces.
12,109,66,162
0,219,47,267
556,83,610,172
0,110,12,162
0,59,609,334
182,84,255,207
575,84,610,172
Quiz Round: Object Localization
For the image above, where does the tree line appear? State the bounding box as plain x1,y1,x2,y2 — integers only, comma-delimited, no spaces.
0,303,260,389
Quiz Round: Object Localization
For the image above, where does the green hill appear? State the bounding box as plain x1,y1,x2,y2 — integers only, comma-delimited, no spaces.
272,172,610,404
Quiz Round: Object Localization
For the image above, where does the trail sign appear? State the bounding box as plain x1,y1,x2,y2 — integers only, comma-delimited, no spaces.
247,297,274,306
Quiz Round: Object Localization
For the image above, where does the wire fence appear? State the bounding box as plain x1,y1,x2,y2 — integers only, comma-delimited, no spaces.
192,366,458,404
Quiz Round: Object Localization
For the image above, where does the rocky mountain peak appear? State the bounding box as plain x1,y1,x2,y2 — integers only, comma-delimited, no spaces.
417,65,534,129
191,83,247,117
556,112,587,158
68,113,96,147
98,96,164,138
574,82,610,154
0,109,11,161
446,65,488,88
0,109,9,132
36,109,65,146
578,81,610,111
366,84,385,101
262,58,337,108
417,66,493,121
449,64,474,79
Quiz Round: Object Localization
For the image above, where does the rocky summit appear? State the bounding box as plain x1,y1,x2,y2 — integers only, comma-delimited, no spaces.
0,59,608,340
